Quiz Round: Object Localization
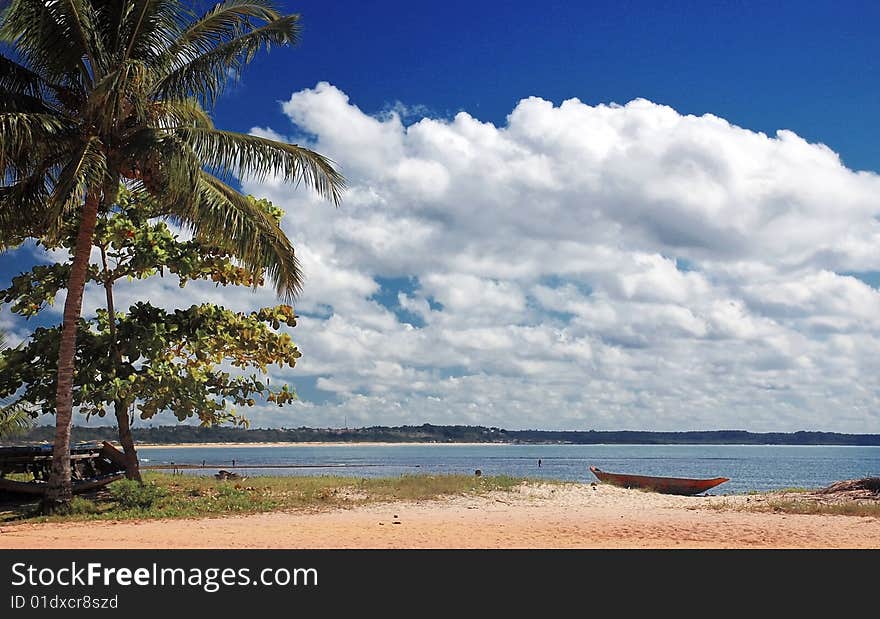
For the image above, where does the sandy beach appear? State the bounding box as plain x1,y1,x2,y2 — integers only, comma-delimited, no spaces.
2,483,877,549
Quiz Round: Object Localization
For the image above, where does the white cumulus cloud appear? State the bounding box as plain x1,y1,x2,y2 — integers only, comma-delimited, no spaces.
11,83,880,433
234,83,880,432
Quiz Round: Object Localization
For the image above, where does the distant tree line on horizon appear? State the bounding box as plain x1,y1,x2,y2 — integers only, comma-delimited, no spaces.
10,423,880,446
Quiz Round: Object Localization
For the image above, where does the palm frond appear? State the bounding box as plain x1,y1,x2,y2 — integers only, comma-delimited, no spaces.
0,330,35,439
55,0,104,77
177,127,345,204
151,131,202,209
146,97,214,130
0,0,92,88
91,0,129,58
0,173,52,246
0,90,56,114
0,402,34,439
117,0,183,66
0,112,72,169
0,52,50,97
162,1,285,57
44,136,107,237
173,171,304,299
0,52,66,113
88,58,152,132
153,13,299,107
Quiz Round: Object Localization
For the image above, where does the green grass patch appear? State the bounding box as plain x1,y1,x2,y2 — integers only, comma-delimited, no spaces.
704,490,880,518
69,496,101,515
748,498,880,518
3,472,34,482
110,479,168,510
0,472,533,524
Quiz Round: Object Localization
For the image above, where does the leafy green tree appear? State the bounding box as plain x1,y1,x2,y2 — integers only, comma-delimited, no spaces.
0,189,303,479
0,1,344,511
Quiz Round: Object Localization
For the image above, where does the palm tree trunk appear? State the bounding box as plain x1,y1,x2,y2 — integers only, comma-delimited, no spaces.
42,190,101,514
100,240,141,482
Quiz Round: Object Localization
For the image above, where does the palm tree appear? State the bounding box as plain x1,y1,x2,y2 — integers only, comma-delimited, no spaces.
0,1,345,512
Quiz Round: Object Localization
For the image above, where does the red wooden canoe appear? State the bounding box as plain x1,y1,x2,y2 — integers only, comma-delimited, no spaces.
590,465,729,495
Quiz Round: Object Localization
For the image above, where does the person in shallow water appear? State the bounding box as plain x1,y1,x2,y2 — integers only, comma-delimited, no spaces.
538,459,542,467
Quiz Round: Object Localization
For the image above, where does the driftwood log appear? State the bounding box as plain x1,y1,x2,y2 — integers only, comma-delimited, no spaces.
816,477,880,495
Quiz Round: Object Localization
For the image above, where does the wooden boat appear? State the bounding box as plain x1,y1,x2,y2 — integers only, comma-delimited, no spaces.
590,465,729,496
0,441,127,496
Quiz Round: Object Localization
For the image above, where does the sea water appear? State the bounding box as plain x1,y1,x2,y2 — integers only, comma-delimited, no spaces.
137,443,880,495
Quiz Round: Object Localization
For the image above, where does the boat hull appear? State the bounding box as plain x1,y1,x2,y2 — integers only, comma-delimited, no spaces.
0,471,125,495
0,441,127,497
590,466,729,495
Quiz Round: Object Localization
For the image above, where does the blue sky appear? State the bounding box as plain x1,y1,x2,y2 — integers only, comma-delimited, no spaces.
3,1,880,433
211,1,880,173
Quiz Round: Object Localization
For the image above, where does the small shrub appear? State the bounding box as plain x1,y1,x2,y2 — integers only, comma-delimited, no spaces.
110,479,167,510
69,497,99,515
216,483,247,499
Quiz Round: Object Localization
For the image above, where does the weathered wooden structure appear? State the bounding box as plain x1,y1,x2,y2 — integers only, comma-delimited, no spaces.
0,441,127,496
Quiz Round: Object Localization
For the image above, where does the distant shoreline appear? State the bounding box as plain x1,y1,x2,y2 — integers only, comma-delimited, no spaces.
136,441,510,449
13,424,880,447
132,440,880,449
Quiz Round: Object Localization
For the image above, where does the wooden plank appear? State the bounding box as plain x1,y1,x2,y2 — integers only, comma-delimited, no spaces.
99,441,129,469
0,453,99,465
